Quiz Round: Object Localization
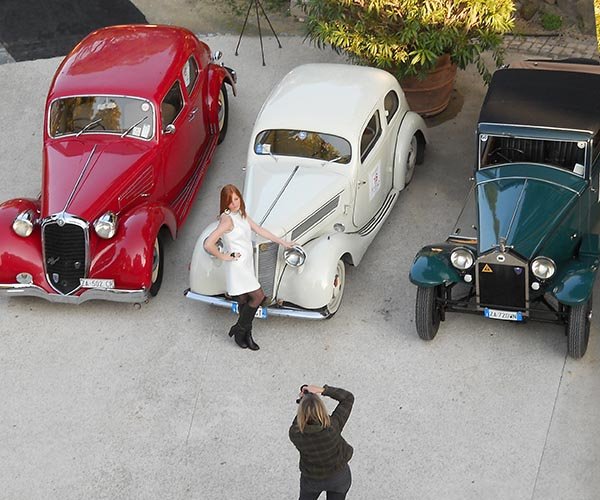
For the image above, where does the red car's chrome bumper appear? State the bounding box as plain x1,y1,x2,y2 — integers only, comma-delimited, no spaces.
0,283,147,304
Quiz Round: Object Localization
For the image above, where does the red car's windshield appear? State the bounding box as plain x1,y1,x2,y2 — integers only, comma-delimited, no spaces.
49,96,155,140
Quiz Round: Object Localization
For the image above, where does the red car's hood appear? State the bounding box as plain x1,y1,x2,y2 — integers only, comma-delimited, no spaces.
42,138,155,220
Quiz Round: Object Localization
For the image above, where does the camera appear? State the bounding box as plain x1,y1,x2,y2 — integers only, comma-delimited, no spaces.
295,384,309,404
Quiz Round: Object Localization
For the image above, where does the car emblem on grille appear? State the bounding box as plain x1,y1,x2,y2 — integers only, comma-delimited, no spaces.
514,267,523,275
481,264,493,273
47,256,60,265
52,273,60,283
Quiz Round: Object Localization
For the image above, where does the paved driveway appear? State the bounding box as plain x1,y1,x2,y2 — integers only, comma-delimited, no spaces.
0,36,598,500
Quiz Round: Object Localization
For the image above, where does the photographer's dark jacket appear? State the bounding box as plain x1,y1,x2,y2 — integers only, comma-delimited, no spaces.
289,385,354,480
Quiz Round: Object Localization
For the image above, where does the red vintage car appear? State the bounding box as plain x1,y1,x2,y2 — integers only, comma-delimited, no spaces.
0,25,236,303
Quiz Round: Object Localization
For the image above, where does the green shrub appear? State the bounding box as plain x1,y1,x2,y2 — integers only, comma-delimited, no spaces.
303,0,515,83
541,12,563,31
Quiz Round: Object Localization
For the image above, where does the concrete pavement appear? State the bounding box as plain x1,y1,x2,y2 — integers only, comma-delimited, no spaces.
0,36,599,500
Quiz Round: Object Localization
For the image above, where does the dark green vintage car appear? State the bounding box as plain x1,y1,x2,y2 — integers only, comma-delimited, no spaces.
409,59,600,358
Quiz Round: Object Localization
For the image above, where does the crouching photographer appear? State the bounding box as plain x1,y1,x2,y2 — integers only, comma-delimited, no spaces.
289,384,354,500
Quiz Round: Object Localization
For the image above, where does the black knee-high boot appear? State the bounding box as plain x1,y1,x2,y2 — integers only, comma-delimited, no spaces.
238,304,260,351
228,304,248,349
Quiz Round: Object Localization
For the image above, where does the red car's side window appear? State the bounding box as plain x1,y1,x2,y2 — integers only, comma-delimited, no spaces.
182,56,200,96
161,81,184,129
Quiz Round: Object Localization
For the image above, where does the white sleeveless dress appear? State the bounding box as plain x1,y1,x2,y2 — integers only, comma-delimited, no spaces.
222,211,261,296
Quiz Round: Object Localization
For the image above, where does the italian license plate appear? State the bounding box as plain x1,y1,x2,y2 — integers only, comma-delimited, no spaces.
231,302,267,319
80,278,115,289
484,308,523,321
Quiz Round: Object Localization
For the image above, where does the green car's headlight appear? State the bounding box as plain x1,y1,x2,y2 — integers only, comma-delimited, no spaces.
94,212,118,239
284,245,306,267
531,256,556,280
12,210,35,237
450,247,474,270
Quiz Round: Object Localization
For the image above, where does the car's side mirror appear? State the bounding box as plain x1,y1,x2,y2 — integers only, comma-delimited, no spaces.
164,124,176,135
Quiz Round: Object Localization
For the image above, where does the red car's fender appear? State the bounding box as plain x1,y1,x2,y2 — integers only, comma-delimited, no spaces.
206,64,236,132
90,203,177,290
0,198,45,285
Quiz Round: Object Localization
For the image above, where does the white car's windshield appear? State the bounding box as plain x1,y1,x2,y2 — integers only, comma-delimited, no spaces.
254,129,351,164
49,96,155,139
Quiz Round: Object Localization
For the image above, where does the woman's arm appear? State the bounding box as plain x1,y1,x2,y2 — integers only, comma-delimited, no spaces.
323,385,354,431
203,215,238,261
247,217,294,248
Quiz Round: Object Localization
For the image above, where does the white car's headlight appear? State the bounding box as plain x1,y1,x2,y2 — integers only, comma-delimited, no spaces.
94,212,118,239
450,247,474,270
284,245,306,267
531,256,556,280
12,210,35,237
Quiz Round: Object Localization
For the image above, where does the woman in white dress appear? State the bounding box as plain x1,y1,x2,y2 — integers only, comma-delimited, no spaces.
204,184,293,350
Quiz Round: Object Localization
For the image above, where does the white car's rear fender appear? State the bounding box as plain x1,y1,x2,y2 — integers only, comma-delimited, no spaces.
393,111,428,190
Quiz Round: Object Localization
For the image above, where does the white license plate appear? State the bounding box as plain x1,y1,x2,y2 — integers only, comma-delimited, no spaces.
231,302,267,319
484,308,523,321
80,278,115,289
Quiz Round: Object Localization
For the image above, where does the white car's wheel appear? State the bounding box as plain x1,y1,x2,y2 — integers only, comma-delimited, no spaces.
324,260,346,318
404,134,418,185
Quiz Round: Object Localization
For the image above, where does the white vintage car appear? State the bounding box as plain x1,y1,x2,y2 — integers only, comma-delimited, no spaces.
185,63,428,318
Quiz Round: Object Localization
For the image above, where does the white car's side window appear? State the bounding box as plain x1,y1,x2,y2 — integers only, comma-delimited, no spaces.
360,110,382,162
384,90,399,124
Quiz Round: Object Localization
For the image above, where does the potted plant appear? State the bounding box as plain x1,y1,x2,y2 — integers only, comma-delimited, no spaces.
302,0,515,116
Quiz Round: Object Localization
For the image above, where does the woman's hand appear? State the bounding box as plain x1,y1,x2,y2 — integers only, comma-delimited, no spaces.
304,385,324,395
226,252,241,261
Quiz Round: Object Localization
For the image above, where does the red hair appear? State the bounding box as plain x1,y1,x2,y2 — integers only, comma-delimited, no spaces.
220,184,247,218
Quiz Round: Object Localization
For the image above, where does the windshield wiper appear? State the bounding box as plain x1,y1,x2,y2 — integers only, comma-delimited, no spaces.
76,118,103,137
322,156,342,166
121,116,148,138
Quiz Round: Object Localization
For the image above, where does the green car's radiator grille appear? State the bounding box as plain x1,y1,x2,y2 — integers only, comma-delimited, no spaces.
478,261,527,310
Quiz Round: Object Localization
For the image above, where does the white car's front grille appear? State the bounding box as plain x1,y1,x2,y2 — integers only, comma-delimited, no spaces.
256,242,278,299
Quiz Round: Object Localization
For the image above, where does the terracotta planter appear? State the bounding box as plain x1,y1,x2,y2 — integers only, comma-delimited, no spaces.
399,54,458,117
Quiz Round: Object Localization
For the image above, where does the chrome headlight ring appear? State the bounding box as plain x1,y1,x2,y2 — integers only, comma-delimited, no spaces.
450,247,475,270
94,212,118,239
531,256,556,280
12,209,36,237
284,245,306,267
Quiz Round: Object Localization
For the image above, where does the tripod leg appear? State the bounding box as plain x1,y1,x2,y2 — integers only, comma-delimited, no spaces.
255,0,266,66
257,0,283,49
235,0,255,56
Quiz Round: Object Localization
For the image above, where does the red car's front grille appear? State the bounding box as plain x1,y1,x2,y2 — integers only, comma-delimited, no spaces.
43,221,87,295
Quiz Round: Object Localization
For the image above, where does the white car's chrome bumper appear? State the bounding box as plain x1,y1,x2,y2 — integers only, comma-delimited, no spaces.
0,283,148,304
184,289,327,320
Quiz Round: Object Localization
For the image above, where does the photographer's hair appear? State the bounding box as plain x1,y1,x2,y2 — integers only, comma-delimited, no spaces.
220,184,247,218
297,393,331,433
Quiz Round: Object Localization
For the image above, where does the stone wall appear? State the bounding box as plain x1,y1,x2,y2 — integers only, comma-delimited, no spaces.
516,0,597,34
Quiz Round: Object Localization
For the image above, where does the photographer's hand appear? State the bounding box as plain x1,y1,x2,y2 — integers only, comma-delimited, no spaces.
305,385,324,395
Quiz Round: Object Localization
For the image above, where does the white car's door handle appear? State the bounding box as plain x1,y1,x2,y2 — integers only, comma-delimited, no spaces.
358,180,367,186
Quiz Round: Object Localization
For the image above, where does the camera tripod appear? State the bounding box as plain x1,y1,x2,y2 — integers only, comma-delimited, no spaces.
235,0,282,66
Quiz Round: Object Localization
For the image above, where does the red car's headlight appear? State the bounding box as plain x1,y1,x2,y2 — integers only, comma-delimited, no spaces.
12,210,35,237
94,212,118,239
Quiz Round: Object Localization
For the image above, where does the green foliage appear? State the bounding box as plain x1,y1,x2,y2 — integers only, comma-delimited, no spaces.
303,0,515,83
541,12,562,31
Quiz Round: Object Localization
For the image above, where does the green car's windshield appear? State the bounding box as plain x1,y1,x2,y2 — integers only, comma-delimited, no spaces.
49,96,155,139
479,134,587,176
254,129,351,164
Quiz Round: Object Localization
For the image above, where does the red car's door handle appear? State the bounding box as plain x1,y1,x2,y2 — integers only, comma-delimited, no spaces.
188,107,199,121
